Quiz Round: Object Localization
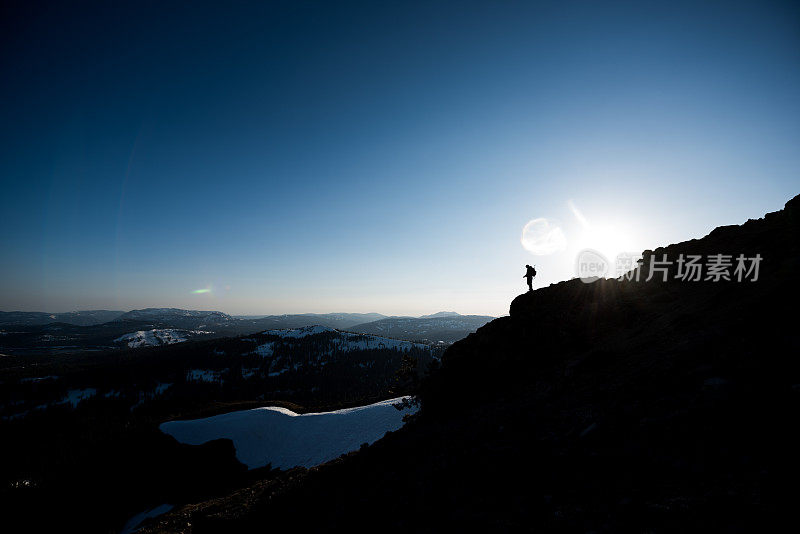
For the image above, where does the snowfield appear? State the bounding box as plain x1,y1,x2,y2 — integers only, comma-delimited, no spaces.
160,397,417,469
114,329,188,348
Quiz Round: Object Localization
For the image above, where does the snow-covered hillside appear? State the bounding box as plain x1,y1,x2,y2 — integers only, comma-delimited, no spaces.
114,329,189,348
160,397,417,469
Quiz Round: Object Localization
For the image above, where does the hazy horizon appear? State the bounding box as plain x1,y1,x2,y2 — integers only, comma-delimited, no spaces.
0,307,484,318
2,2,799,317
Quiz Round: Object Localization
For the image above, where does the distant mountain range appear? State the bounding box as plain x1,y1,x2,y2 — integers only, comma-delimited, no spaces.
0,309,461,329
0,308,494,354
0,310,125,327
236,313,388,331
419,311,460,318
350,315,495,343
114,308,236,329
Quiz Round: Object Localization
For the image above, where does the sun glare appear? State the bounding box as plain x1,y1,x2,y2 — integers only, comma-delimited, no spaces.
568,200,641,263
578,224,640,264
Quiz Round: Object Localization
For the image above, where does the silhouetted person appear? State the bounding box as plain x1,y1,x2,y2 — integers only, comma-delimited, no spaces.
524,264,536,292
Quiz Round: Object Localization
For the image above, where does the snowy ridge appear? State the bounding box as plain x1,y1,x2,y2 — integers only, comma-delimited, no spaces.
268,396,406,417
160,396,417,469
114,329,188,348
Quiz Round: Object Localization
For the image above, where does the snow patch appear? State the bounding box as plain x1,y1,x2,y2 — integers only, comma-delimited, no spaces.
160,396,417,469
61,388,97,408
186,369,221,383
252,342,274,357
114,329,188,348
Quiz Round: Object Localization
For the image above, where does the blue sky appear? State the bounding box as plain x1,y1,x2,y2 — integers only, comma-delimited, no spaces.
1,1,798,316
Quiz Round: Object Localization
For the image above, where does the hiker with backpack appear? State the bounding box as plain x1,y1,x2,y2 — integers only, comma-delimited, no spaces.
524,264,536,292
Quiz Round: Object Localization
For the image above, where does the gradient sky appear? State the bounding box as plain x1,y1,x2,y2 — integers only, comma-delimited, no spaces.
1,1,799,316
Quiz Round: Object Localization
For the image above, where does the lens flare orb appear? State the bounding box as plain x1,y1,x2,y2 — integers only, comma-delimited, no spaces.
521,218,567,255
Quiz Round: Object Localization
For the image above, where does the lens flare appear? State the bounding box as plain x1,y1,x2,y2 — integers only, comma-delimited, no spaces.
521,218,567,255
192,288,211,294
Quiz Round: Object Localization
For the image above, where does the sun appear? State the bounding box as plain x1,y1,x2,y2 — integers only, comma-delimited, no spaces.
568,200,641,263
578,223,639,265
